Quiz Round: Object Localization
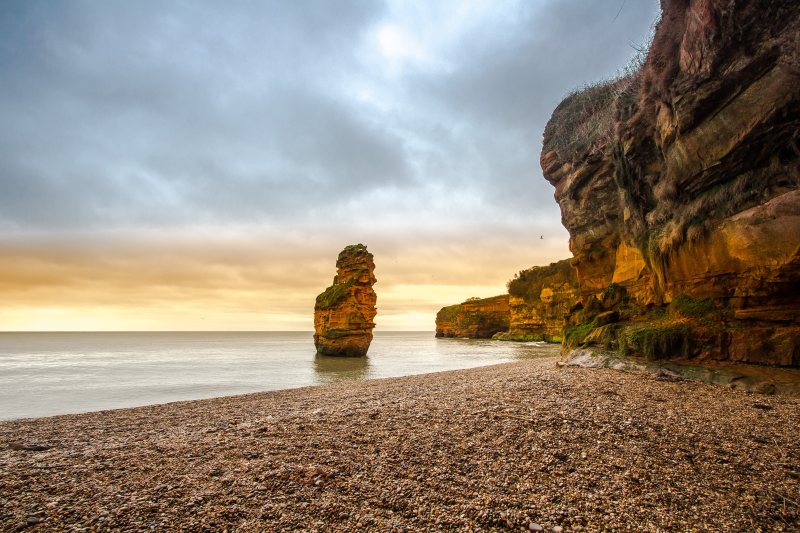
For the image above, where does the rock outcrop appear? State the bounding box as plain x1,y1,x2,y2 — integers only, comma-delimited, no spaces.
435,260,580,342
499,259,580,342
314,244,377,357
542,0,800,366
435,295,509,339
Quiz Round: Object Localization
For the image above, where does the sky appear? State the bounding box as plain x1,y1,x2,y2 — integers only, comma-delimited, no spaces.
0,0,659,331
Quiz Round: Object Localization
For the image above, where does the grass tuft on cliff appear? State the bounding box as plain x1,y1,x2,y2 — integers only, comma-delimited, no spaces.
340,243,368,256
436,305,462,324
564,320,597,348
668,294,716,319
507,260,575,302
543,71,642,164
618,322,692,360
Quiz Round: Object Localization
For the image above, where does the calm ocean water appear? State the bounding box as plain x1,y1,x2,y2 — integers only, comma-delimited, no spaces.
0,331,559,420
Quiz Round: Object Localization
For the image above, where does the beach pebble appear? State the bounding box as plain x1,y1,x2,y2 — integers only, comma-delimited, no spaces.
0,357,796,531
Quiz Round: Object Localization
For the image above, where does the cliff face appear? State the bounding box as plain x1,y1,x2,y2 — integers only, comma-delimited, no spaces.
542,0,800,366
314,244,377,357
435,295,509,339
500,259,580,342
435,260,580,342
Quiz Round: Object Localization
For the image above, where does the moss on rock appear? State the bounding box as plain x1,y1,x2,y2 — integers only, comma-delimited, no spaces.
315,279,354,310
564,319,597,348
619,323,692,361
669,294,716,319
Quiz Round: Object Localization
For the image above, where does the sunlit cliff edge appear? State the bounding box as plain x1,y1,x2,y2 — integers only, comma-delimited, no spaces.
437,0,799,368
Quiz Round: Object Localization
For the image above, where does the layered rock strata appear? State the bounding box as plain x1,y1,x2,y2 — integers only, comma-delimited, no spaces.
542,0,800,366
435,259,580,342
314,244,377,357
435,295,509,339
498,259,580,342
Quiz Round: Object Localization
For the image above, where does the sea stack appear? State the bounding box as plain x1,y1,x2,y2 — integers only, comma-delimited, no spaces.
314,244,377,357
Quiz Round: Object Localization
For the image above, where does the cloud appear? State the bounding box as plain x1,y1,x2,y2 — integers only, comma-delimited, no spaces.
0,0,412,229
0,227,568,330
0,0,661,329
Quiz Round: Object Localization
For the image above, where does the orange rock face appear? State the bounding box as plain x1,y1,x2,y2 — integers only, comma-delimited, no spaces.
314,244,377,357
541,0,800,366
435,260,580,342
505,259,580,342
435,295,509,339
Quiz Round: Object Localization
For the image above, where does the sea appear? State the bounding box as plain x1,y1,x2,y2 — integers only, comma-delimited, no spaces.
0,331,560,421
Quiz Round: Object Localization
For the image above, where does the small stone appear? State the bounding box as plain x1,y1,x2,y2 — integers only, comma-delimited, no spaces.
529,523,543,531
8,442,51,452
754,383,777,395
552,527,563,533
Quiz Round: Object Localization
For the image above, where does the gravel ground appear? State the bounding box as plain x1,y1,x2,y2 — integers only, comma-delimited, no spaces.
1,357,798,532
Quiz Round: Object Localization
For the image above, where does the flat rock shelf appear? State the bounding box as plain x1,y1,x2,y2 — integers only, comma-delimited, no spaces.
1,357,798,531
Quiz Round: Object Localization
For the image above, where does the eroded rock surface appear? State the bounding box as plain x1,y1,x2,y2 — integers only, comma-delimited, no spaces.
314,244,377,357
436,260,579,342
500,259,580,342
541,0,800,366
435,295,509,339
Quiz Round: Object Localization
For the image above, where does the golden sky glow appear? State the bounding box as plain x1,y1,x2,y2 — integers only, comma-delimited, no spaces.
0,231,569,331
0,1,657,331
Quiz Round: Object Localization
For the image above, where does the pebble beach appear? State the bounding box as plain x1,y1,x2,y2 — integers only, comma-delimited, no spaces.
1,357,798,531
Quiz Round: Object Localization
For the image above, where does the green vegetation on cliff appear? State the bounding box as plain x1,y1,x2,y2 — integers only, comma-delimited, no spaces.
618,323,692,361
542,82,617,162
507,260,575,303
435,295,510,339
339,243,369,258
564,320,597,347
668,294,716,319
436,304,462,324
492,332,563,343
315,279,354,310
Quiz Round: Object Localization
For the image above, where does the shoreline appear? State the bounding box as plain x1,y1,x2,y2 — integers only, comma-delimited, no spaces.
0,332,561,422
1,360,537,424
2,357,798,530
5,345,796,425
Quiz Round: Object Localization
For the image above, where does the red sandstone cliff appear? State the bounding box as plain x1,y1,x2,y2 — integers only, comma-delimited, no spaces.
497,259,580,342
541,0,800,366
435,295,509,339
314,244,377,357
434,260,579,342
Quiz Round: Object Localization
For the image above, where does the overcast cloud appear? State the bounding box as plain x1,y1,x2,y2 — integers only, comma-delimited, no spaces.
0,0,660,330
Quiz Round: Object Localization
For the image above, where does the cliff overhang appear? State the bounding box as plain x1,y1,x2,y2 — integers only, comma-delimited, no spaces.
541,0,800,367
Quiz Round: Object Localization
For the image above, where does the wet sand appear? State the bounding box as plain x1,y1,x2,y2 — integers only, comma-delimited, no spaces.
1,357,798,531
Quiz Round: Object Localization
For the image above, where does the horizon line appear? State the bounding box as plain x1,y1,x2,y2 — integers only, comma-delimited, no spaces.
0,330,436,334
